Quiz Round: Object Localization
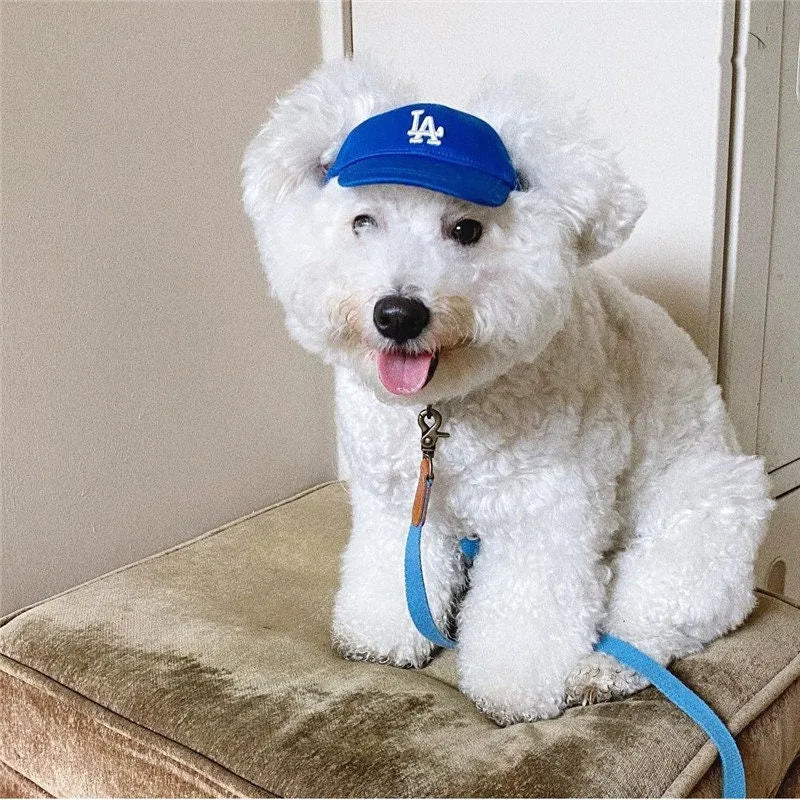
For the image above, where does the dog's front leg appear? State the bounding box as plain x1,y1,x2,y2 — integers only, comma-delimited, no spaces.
332,483,463,668
456,474,610,724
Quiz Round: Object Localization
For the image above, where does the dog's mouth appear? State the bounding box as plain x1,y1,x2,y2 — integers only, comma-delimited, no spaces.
376,349,439,396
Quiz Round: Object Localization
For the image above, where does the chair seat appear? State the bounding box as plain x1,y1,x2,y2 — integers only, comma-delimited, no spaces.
1,482,799,797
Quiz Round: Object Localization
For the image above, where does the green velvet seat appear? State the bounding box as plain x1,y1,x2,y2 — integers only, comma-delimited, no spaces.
1,482,799,797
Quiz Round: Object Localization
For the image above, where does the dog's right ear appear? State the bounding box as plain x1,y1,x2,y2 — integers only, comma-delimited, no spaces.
468,76,646,265
242,59,406,220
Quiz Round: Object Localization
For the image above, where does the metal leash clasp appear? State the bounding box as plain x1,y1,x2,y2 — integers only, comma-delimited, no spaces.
418,405,449,478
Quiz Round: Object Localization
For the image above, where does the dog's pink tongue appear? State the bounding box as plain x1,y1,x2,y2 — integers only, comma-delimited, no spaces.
377,350,434,395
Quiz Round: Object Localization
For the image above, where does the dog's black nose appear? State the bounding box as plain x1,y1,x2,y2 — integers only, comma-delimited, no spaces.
373,295,430,344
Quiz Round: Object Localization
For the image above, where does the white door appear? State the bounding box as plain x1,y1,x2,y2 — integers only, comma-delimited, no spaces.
757,1,800,475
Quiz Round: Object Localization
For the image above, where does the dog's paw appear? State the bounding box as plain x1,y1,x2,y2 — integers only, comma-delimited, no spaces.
471,691,565,726
459,669,566,725
564,651,649,707
332,623,434,669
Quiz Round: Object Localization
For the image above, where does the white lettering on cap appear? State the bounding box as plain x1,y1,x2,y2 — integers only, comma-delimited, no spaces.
407,109,444,146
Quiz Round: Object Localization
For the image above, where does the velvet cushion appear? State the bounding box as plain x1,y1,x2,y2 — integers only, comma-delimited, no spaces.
1,482,799,797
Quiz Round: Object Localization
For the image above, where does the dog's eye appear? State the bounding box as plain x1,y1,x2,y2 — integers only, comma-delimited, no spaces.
450,218,483,246
352,214,377,234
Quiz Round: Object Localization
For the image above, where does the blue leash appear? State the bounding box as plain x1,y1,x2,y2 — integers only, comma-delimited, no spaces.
403,516,745,797
594,633,745,798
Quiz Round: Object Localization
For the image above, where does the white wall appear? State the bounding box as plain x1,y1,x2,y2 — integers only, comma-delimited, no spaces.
350,0,733,361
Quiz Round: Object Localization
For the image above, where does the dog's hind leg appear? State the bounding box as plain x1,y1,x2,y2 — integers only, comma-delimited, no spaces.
567,450,771,706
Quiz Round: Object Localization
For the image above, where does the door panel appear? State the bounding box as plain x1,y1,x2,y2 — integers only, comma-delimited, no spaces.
758,1,800,471
757,486,800,603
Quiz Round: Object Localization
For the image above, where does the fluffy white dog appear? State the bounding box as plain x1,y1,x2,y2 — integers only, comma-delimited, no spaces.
242,60,773,725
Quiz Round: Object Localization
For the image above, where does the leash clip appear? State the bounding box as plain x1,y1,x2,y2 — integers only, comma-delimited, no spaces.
418,405,449,462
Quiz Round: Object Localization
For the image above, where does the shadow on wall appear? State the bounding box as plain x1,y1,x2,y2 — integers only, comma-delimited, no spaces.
611,257,714,356
1,2,335,614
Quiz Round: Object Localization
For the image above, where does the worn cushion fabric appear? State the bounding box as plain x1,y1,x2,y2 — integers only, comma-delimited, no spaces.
1,482,799,798
0,759,51,798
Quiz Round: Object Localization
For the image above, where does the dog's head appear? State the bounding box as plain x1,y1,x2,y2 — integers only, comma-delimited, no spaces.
242,60,645,404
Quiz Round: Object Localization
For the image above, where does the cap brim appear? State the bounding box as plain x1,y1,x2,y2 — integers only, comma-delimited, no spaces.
333,154,512,208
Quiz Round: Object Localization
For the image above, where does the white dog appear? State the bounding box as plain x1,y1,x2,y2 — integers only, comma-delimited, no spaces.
242,60,772,725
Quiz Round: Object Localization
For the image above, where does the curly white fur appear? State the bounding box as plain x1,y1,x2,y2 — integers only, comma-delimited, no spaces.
242,60,773,726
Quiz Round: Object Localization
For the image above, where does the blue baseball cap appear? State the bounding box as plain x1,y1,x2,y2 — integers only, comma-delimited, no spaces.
325,103,517,207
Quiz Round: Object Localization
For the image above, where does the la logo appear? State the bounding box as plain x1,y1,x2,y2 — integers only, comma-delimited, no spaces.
407,109,444,146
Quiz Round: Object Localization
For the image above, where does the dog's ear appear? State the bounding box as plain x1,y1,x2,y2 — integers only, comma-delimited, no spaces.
469,77,646,264
242,59,408,220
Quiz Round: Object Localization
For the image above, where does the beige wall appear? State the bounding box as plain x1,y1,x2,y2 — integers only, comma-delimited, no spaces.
1,2,335,614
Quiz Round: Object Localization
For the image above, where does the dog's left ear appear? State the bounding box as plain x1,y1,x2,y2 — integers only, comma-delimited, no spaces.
469,78,646,264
